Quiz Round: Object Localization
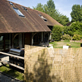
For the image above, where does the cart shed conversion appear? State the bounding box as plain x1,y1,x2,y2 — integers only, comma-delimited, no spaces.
0,0,62,52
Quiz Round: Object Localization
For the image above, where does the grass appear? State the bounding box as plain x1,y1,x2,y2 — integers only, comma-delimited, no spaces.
0,65,24,81
50,40,81,48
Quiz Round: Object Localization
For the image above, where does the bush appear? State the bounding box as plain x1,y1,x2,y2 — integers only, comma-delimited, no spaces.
66,43,71,46
72,34,81,40
52,25,62,41
66,43,71,48
62,34,71,40
68,31,74,36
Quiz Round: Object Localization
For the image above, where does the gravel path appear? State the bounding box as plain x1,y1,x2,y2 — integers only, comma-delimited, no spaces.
0,72,23,82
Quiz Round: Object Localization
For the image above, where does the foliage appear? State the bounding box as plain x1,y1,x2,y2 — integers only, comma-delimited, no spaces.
43,4,48,14
63,22,82,37
56,14,69,26
46,0,56,18
63,26,74,36
62,34,71,40
0,65,24,81
47,0,55,9
66,43,71,47
33,0,69,26
71,22,80,32
71,4,82,22
52,25,62,41
33,3,44,12
71,22,82,37
49,41,80,48
63,40,70,42
72,34,81,40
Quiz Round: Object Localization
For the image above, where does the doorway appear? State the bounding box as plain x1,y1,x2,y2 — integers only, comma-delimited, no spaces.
12,33,23,49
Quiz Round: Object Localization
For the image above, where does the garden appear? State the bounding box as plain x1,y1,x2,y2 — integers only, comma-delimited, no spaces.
0,65,24,81
50,40,80,48
50,22,82,48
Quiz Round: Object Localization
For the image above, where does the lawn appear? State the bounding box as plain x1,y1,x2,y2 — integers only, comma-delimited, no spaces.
50,40,81,48
0,65,24,81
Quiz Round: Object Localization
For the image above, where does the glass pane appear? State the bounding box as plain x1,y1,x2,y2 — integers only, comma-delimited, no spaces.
5,34,11,50
0,34,4,51
9,2,13,5
22,6,27,11
13,7,25,17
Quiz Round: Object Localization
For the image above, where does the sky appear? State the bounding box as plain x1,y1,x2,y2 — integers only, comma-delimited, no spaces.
9,0,82,21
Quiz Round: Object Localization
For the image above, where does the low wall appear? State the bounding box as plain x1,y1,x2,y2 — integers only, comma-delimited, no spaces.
24,45,82,82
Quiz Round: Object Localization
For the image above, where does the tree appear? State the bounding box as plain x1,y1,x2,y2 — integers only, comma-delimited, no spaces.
33,0,69,26
47,0,55,9
63,26,74,36
43,4,48,14
33,3,44,12
71,5,82,22
33,0,56,19
64,22,82,37
46,0,55,17
57,15,69,26
63,22,82,37
52,25,62,41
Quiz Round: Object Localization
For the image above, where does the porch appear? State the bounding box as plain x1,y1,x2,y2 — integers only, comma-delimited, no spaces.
0,32,50,52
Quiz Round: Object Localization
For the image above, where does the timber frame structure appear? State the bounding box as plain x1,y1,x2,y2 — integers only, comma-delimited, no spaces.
0,0,63,52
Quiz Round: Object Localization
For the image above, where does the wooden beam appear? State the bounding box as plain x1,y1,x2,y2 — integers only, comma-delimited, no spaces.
9,63,24,70
0,52,24,60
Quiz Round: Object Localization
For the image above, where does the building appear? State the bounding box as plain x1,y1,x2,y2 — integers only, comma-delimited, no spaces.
0,0,62,52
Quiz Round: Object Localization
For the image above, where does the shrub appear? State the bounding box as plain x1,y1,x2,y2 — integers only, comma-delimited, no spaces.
52,25,62,41
68,31,74,36
72,34,81,40
67,43,71,46
63,26,74,36
62,34,71,40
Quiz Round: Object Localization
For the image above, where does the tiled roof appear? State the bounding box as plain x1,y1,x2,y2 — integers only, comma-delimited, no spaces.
0,0,62,33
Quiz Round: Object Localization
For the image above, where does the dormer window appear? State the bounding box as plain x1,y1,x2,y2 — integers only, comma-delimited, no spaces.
13,7,25,17
9,2,13,6
39,14,47,21
22,6,27,11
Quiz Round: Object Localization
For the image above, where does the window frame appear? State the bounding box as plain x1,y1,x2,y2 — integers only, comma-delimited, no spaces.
13,7,25,17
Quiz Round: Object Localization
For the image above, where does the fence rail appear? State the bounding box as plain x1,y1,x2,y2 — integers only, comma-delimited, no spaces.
0,52,24,60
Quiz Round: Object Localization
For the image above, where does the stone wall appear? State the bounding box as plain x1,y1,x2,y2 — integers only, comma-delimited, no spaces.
24,45,82,82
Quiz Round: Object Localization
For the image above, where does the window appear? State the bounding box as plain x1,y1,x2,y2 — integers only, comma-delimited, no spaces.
5,34,11,50
0,36,3,41
0,34,11,51
39,14,47,21
13,7,25,17
0,35,4,51
9,2,13,6
22,6,27,11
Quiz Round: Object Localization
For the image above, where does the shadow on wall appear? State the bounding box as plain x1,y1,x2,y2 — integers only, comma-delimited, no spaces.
25,49,63,82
